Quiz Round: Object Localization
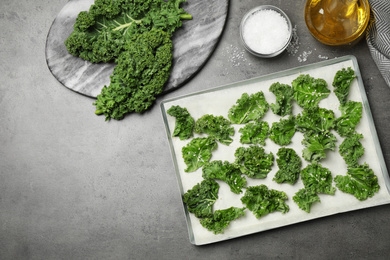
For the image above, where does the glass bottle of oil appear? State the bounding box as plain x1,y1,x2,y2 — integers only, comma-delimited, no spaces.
304,0,370,45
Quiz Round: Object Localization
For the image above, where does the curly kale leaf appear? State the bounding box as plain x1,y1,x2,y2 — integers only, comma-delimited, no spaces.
334,163,380,201
182,179,219,218
194,114,235,145
269,82,294,116
199,207,246,234
241,185,289,219
228,92,269,124
302,131,337,163
235,145,274,179
238,121,269,145
293,188,321,213
333,67,356,106
273,148,302,184
292,74,330,109
167,105,195,140
335,101,363,137
301,163,336,195
182,137,218,173
93,29,173,119
269,116,296,146
202,161,247,194
65,0,192,63
339,133,365,168
295,107,335,133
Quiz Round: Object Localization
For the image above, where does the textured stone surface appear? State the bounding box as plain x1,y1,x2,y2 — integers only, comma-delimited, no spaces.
1,0,390,259
45,0,228,97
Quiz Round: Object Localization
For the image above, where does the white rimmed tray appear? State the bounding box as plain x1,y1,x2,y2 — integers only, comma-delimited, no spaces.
160,55,390,245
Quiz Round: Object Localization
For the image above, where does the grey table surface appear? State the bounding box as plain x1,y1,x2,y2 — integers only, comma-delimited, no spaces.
1,0,390,259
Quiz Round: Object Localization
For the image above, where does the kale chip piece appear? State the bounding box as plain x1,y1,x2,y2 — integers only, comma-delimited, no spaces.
228,92,269,124
273,148,302,185
241,185,289,219
235,145,274,179
238,121,270,145
167,105,195,140
334,163,380,201
183,179,220,218
194,114,235,145
199,207,246,234
202,160,247,194
182,137,217,172
269,82,294,116
292,74,330,109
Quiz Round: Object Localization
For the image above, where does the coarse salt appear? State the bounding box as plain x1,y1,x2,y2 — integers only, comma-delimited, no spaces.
242,9,290,55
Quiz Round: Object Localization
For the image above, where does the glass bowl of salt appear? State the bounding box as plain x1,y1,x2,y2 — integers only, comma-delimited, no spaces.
240,5,293,58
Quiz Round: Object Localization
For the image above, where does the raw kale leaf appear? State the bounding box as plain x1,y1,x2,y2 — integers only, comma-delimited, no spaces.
93,28,173,119
302,131,337,163
339,133,365,168
65,0,192,63
269,82,294,116
269,116,296,146
241,185,289,219
182,137,217,172
273,148,302,185
295,107,335,133
202,160,247,194
334,163,380,201
301,163,336,195
167,105,195,140
234,145,274,179
293,188,321,213
66,0,192,120
228,92,269,124
182,179,219,218
333,67,356,106
335,101,363,137
238,121,269,145
194,114,235,145
292,74,330,109
199,207,246,234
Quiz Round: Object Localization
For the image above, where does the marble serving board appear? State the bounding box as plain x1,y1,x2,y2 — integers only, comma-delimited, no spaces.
45,0,229,98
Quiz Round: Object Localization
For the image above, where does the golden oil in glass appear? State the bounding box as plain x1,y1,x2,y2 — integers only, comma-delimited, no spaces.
304,0,370,46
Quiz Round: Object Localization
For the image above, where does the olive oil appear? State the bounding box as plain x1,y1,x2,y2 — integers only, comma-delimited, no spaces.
304,0,370,45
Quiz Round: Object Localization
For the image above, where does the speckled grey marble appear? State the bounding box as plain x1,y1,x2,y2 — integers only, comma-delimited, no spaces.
45,0,229,97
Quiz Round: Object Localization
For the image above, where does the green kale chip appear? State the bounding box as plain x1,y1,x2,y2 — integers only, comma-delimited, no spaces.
293,188,321,213
339,133,365,168
334,163,380,201
295,107,335,133
202,161,247,194
228,92,269,124
269,116,296,146
167,105,195,140
94,28,173,119
182,137,217,172
194,114,235,145
335,101,363,137
292,74,330,109
241,185,289,219
269,82,294,116
238,121,269,145
182,179,219,218
333,67,356,106
302,131,337,162
199,207,246,234
273,148,302,184
301,163,336,195
234,145,274,179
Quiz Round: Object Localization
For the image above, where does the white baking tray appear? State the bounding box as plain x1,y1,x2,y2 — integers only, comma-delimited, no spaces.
160,55,390,245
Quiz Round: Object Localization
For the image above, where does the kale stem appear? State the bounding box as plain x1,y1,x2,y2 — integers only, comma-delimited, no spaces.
180,14,192,20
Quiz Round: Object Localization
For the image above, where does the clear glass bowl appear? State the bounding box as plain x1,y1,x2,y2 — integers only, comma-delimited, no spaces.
240,5,293,58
